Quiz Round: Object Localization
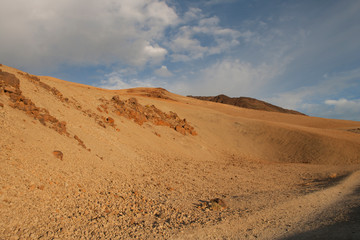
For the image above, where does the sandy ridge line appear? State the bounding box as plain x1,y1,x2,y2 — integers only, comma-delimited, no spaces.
174,171,360,239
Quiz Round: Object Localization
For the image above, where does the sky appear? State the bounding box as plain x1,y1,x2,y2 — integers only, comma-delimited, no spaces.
1,0,360,121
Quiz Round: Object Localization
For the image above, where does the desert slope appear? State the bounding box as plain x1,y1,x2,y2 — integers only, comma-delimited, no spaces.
1,64,360,239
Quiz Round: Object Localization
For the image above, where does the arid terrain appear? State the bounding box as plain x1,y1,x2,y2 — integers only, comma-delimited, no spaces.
1,64,360,239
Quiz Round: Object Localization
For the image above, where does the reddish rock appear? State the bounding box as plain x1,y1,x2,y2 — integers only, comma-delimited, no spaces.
3,86,17,93
51,87,62,97
18,72,40,82
105,117,114,124
144,88,171,100
1,73,70,136
97,121,106,128
53,151,63,160
175,125,186,135
112,95,124,105
54,121,67,135
109,96,197,136
38,81,52,91
154,119,171,127
190,130,198,136
74,135,87,149
209,198,227,210
128,97,138,105
0,70,20,89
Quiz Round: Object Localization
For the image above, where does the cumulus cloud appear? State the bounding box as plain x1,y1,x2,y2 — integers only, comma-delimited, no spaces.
0,0,177,70
0,0,244,76
154,66,173,77
324,98,360,120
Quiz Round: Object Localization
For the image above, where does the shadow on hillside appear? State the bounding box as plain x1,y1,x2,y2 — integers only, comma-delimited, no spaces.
281,185,360,240
299,174,350,195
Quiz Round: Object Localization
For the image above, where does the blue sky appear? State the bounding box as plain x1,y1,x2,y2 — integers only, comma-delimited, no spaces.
1,0,360,120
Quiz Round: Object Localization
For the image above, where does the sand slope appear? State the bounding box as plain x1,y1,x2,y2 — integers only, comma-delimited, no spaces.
1,64,360,239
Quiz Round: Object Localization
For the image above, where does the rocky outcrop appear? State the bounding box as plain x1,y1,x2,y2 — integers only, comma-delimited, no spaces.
348,128,360,134
18,72,65,101
1,70,69,135
0,69,92,150
127,88,173,100
103,96,197,135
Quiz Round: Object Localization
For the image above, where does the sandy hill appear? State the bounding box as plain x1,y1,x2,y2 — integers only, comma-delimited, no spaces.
1,64,360,239
188,94,305,115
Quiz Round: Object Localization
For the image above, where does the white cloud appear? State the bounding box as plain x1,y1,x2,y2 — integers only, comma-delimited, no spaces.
264,67,360,120
180,58,285,96
325,98,360,110
183,8,203,22
0,0,178,70
154,66,173,77
268,67,360,110
98,70,167,90
98,57,285,98
136,43,168,66
169,26,209,61
168,12,241,62
298,99,360,121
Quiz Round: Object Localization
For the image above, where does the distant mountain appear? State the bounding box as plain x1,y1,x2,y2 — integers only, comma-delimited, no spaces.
188,94,306,115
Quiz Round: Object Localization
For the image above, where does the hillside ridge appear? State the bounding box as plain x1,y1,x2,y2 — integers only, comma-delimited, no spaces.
188,94,305,115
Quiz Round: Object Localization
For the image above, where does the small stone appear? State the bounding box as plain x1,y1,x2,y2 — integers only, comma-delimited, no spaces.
175,125,186,135
53,150,63,160
106,117,114,124
329,173,337,179
209,198,227,210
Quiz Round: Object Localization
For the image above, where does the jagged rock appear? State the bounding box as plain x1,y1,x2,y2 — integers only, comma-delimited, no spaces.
108,96,197,135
